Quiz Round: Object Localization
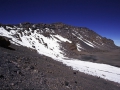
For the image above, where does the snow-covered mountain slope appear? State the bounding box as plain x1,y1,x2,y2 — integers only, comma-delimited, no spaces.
0,26,71,58
0,23,120,84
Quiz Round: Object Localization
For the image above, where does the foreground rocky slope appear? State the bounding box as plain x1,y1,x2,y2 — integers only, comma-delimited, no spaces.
0,44,120,90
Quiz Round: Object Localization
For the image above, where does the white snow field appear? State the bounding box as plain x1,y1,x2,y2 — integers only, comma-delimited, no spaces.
0,27,120,84
60,58,120,84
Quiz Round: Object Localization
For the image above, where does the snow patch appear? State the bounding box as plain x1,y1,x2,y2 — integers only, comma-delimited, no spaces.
56,58,120,84
54,35,72,43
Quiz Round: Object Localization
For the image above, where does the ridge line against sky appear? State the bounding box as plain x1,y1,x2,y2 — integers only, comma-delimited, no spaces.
0,0,120,46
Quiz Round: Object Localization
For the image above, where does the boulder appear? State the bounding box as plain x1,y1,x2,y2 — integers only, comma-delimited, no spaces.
0,36,11,47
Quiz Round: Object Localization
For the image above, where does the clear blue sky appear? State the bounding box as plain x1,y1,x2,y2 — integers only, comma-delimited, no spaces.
0,0,120,46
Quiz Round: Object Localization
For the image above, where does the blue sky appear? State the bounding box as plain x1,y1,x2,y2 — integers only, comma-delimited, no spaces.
0,0,120,46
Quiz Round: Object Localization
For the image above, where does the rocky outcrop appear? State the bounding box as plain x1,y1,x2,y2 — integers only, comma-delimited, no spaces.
0,36,11,47
65,41,77,51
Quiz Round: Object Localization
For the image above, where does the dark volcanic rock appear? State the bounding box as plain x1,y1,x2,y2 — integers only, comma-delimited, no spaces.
0,36,11,47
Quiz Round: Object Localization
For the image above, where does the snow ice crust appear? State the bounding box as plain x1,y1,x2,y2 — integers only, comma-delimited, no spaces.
0,27,120,84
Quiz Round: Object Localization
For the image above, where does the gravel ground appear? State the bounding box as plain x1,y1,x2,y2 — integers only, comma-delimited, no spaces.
0,44,120,90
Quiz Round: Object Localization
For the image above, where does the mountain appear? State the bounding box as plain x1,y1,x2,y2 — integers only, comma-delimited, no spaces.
0,22,120,89
0,22,117,58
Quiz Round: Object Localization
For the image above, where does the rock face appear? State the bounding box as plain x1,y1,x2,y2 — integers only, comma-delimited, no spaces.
0,36,11,47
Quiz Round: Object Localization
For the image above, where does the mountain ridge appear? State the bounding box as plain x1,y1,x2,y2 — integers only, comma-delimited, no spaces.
0,22,117,47
0,22,118,59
